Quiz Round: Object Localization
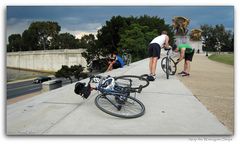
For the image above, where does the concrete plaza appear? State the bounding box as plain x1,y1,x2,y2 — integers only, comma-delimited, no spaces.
6,58,231,135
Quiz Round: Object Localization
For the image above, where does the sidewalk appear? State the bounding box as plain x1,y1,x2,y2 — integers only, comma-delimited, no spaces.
6,58,231,135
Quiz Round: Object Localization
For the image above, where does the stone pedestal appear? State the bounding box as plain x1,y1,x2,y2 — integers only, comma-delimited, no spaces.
174,36,203,53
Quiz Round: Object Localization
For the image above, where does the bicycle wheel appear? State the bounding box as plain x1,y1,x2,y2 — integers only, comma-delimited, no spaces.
166,57,169,79
161,57,177,75
127,54,132,65
95,94,145,118
114,75,149,90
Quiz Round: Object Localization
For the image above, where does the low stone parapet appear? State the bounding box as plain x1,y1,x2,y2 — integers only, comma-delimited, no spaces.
42,79,62,92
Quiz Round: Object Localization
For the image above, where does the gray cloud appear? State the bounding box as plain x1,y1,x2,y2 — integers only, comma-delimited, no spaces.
7,6,234,39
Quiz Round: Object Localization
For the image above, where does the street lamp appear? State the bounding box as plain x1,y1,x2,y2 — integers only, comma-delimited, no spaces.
205,36,208,56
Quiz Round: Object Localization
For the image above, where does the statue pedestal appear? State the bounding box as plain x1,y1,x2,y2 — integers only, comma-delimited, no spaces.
174,36,203,53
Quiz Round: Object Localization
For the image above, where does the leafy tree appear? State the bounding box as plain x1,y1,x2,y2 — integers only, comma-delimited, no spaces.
55,65,73,83
96,16,129,56
7,34,22,52
22,29,38,51
55,65,87,83
79,34,95,48
51,33,78,49
96,15,174,61
201,24,234,52
137,15,175,45
27,21,61,50
80,34,100,63
118,23,158,61
70,65,85,80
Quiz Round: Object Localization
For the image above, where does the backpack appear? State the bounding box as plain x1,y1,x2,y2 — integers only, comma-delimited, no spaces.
74,82,91,99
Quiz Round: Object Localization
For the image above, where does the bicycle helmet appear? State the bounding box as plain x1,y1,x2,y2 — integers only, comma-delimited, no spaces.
92,77,100,83
74,82,91,99
101,77,115,90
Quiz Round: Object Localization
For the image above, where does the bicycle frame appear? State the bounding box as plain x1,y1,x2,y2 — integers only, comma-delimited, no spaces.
88,76,137,111
122,53,132,65
89,75,136,95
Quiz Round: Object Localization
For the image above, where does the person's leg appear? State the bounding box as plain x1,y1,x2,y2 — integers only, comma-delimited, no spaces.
152,57,158,75
183,60,187,72
151,43,160,76
182,51,193,76
113,61,121,69
149,57,153,75
106,62,113,71
148,44,153,75
185,60,190,73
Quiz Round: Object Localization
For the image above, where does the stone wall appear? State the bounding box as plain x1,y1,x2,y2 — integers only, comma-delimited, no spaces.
7,49,87,72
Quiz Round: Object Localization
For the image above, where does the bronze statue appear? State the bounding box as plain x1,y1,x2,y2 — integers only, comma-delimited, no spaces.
190,29,202,41
172,16,190,36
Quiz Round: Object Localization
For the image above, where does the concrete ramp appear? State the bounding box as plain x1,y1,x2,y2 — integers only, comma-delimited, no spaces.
6,58,231,135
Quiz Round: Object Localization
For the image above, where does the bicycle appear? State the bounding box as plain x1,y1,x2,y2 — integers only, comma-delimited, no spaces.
87,58,109,73
122,52,132,66
74,75,149,118
161,48,177,79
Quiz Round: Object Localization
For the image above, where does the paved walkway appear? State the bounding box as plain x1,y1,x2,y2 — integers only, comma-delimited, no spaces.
6,58,231,135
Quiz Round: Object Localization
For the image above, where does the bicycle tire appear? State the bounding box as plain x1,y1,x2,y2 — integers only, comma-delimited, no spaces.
95,94,145,118
114,75,149,90
166,57,169,79
161,57,177,76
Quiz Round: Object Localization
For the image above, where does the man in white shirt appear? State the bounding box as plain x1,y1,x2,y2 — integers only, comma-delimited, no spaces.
148,31,170,80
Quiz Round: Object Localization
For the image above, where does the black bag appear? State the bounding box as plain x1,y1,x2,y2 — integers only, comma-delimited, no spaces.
74,82,91,99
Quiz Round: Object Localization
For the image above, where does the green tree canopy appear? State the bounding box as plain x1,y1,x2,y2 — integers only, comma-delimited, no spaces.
55,65,87,83
51,33,79,49
118,23,158,61
7,34,22,52
201,24,234,52
93,15,174,62
80,34,100,63
96,15,129,56
28,21,61,50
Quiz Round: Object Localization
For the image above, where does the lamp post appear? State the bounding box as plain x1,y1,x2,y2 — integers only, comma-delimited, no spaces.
205,36,208,56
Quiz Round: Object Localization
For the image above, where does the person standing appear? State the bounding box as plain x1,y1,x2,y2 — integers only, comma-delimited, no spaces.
148,31,170,80
173,43,194,77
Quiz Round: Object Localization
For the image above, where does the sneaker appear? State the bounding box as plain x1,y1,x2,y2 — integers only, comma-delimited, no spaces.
178,71,185,75
147,74,155,81
152,74,156,79
181,73,190,77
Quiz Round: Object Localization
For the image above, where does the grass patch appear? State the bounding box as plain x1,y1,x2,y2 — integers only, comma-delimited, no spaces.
208,54,234,65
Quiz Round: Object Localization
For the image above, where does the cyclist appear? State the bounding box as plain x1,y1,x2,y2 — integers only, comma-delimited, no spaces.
148,30,170,80
172,43,195,77
106,52,125,71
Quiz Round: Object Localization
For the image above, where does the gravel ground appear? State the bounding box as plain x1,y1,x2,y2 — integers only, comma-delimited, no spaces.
176,54,234,133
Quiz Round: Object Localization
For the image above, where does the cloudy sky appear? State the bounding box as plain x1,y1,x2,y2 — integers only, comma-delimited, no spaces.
7,6,234,39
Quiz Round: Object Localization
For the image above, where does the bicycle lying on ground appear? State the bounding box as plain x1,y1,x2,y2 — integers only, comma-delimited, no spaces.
74,75,149,118
161,47,177,79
